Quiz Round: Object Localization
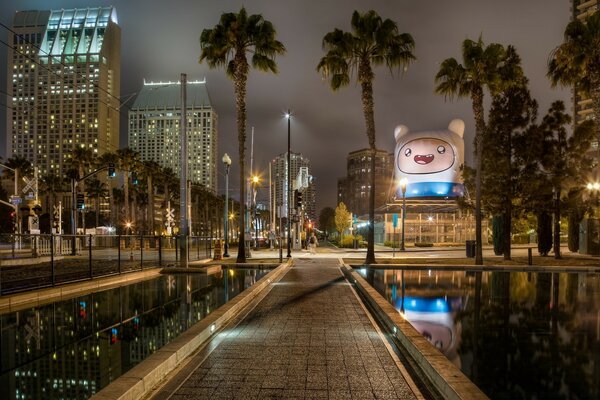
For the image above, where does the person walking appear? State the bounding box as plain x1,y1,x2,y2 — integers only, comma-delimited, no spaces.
309,233,318,255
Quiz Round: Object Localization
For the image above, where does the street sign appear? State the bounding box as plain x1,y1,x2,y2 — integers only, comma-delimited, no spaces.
9,195,21,205
25,192,35,200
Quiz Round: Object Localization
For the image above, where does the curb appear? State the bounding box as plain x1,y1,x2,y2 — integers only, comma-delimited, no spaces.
341,264,488,400
90,259,294,400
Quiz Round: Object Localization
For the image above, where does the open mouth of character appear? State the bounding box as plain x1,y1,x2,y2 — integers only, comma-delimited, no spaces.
414,154,434,164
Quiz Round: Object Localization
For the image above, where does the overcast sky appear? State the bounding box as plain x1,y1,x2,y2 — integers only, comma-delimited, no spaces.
0,0,571,212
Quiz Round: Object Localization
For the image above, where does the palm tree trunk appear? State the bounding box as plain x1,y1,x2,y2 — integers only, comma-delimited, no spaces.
590,73,600,161
472,87,486,265
148,175,155,235
96,196,100,228
553,187,561,259
359,60,376,265
235,55,248,263
79,166,86,233
124,177,130,225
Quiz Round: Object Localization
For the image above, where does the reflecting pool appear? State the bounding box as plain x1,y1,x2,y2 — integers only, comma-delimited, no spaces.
360,268,600,400
0,267,269,400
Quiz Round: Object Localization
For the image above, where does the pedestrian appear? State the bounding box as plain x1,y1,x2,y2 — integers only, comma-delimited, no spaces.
309,233,318,254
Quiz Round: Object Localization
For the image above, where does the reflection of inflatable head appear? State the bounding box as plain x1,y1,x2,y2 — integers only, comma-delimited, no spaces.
394,119,465,198
400,297,462,368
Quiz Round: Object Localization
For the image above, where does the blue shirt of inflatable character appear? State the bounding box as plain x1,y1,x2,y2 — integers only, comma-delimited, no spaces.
397,182,464,198
395,297,450,313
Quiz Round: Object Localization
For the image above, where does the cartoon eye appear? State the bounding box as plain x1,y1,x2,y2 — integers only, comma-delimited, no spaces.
437,146,446,154
404,148,411,157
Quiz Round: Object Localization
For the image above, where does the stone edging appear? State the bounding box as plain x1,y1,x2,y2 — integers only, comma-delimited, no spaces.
0,268,162,314
341,264,488,400
90,259,294,400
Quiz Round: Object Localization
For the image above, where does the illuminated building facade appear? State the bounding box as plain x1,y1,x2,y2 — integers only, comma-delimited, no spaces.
6,7,121,175
270,152,316,223
337,148,394,217
128,80,217,192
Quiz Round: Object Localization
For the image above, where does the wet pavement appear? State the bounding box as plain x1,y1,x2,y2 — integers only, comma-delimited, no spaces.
154,258,421,400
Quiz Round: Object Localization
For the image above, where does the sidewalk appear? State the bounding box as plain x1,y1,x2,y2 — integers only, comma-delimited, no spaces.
152,258,422,400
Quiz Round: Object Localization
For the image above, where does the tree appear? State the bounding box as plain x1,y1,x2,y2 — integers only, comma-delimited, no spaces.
98,151,119,226
318,207,336,237
335,202,352,236
116,148,141,227
200,7,286,262
142,160,162,235
66,146,95,232
435,37,519,265
40,173,66,231
481,79,537,260
318,10,415,264
86,177,108,228
548,11,600,149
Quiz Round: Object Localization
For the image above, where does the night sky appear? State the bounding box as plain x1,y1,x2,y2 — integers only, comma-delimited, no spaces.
0,0,570,213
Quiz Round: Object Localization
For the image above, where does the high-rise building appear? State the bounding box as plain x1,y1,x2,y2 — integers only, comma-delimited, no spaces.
337,148,394,217
572,0,598,155
7,7,121,175
270,152,316,223
128,79,218,192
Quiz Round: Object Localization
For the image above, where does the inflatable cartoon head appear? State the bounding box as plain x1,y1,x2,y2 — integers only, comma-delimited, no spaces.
394,119,465,198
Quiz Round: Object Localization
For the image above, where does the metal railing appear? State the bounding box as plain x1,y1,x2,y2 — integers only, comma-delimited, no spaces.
0,233,213,295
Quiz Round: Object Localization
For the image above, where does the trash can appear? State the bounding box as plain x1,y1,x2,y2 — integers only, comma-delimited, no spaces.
466,240,476,258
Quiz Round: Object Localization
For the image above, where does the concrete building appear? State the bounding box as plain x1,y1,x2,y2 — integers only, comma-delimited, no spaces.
270,152,316,224
128,79,217,192
6,7,121,175
337,148,394,217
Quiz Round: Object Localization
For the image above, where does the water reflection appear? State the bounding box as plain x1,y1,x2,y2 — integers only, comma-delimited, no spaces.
362,268,600,399
0,267,269,400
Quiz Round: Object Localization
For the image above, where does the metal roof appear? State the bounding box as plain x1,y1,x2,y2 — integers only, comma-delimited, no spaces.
131,80,212,110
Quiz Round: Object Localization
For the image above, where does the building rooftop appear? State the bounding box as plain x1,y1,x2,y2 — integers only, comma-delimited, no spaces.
131,80,212,110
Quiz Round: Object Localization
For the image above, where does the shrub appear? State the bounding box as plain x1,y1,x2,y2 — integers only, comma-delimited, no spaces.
414,242,433,247
340,234,363,248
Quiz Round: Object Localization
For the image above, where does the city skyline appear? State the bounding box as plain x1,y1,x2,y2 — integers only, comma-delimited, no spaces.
0,0,570,213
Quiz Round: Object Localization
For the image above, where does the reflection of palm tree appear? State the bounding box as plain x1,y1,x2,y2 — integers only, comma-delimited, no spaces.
86,178,108,228
317,10,415,264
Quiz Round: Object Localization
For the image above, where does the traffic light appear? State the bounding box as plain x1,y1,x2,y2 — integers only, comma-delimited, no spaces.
131,171,139,185
108,162,116,178
296,190,303,209
76,193,85,210
10,211,16,232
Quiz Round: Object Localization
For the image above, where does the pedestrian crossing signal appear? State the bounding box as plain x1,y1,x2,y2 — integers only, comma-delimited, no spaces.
76,194,85,210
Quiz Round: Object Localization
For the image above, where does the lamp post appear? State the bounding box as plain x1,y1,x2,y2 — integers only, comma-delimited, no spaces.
252,175,260,251
285,110,292,258
587,181,600,256
400,178,408,252
125,221,133,261
222,153,231,257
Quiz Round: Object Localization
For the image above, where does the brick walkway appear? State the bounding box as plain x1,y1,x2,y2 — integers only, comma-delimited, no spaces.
162,259,421,400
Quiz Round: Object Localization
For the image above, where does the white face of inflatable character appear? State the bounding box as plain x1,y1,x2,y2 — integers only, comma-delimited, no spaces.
397,138,455,175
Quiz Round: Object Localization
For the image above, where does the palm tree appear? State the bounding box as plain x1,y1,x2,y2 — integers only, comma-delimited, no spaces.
40,173,66,231
67,147,95,231
116,148,141,227
200,7,286,262
86,177,108,228
317,10,415,264
142,160,162,235
98,151,119,227
548,11,600,148
434,37,511,265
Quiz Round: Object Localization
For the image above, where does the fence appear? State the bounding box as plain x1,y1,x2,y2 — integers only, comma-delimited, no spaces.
0,234,213,295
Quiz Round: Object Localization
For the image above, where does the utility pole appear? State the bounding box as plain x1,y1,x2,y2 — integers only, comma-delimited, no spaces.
179,73,188,268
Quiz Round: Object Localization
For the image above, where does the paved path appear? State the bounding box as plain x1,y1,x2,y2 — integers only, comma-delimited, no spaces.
155,258,421,400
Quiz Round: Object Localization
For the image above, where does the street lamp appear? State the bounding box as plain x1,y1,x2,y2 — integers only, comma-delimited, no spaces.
222,153,232,257
125,221,133,261
252,175,260,251
587,181,600,256
285,110,292,258
399,178,408,251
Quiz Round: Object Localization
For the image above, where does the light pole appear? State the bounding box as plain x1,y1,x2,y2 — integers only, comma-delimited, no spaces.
400,178,408,252
285,110,292,258
252,175,260,251
125,221,133,261
587,181,600,256
222,153,231,257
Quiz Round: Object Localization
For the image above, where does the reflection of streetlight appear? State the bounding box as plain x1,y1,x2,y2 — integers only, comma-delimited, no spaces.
587,181,600,256
222,153,232,257
400,178,408,251
252,175,260,251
